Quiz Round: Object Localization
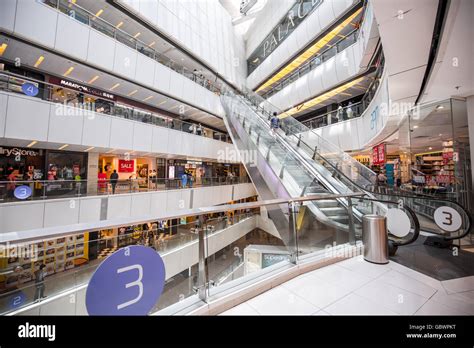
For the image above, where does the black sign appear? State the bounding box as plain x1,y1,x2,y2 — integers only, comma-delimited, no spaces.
49,77,116,101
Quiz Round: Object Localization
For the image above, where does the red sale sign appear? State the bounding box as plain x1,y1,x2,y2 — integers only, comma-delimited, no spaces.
118,160,134,173
372,143,386,165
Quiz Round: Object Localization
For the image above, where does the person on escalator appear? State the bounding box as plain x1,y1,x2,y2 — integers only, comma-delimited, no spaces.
270,112,280,136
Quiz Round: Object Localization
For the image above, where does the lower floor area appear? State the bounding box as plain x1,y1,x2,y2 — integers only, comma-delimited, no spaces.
221,255,474,315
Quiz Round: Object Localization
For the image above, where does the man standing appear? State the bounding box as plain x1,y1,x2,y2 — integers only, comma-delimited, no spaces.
34,264,46,302
270,112,280,136
110,170,119,194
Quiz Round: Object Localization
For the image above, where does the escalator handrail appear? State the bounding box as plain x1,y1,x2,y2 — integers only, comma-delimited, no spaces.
292,135,472,240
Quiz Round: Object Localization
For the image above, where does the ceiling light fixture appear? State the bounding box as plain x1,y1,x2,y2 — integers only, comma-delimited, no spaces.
84,146,95,152
63,66,74,77
116,21,124,29
88,75,99,84
95,9,104,17
143,96,154,102
158,100,167,106
148,41,156,47
0,43,7,56
110,83,120,91
128,89,138,96
34,55,45,68
59,144,69,150
413,125,419,129
436,105,444,110
133,32,141,38
27,141,37,148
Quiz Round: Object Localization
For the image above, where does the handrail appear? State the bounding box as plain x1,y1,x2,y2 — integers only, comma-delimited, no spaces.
261,28,360,98
2,192,366,245
0,71,231,142
41,0,223,95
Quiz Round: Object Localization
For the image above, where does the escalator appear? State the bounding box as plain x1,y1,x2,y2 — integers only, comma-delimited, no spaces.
221,89,471,254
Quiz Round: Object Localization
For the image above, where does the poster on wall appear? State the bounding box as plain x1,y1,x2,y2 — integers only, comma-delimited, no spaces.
118,160,134,173
372,144,386,165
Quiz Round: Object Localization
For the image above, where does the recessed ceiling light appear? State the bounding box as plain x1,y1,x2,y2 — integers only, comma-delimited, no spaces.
88,75,99,84
428,147,433,150
63,66,74,76
84,146,95,152
133,32,141,38
34,55,45,68
110,83,120,91
0,43,8,56
128,89,138,96
116,21,124,29
143,96,153,102
148,41,156,47
27,141,37,148
413,125,419,129
59,144,69,150
158,100,167,106
436,105,444,110
95,9,104,17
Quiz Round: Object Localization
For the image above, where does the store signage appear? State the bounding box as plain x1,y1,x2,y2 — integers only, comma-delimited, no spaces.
86,246,166,315
434,206,462,232
372,143,386,165
247,0,323,73
118,160,134,173
14,185,33,200
0,147,40,157
48,77,116,101
21,82,39,97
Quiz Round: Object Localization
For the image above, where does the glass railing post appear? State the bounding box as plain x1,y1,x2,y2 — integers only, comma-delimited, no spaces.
197,218,208,302
347,198,356,245
287,201,298,264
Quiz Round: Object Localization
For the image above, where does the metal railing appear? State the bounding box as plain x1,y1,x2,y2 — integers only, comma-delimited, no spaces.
0,71,231,143
41,0,223,95
0,176,250,203
260,29,359,98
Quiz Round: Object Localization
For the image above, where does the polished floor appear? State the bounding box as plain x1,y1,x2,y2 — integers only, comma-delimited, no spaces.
221,256,474,315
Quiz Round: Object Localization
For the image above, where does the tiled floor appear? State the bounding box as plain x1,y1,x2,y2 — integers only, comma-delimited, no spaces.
221,256,474,315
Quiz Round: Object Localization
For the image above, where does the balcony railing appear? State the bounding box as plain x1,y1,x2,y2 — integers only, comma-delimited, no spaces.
41,0,223,95
0,71,231,143
0,176,251,203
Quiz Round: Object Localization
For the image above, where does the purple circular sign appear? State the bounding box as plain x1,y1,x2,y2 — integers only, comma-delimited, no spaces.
14,185,32,200
86,246,166,315
21,83,39,97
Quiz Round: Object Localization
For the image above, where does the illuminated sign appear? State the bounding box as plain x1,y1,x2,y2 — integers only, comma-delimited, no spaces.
48,77,116,101
247,0,323,74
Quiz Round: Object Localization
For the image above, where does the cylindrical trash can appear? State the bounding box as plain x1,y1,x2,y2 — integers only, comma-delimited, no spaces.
362,215,389,264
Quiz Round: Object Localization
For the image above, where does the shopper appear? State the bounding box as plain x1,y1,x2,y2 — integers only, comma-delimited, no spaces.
6,170,16,198
181,171,188,188
346,102,353,119
270,112,280,135
130,172,140,192
109,170,119,194
197,124,203,136
34,264,46,302
188,172,194,188
336,104,343,122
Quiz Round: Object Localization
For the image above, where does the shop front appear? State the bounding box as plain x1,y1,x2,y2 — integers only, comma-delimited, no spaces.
0,146,88,199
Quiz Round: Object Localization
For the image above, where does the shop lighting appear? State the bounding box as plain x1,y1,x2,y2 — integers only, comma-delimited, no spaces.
63,66,74,77
95,9,104,17
27,141,37,148
84,146,95,152
110,83,120,91
34,55,45,68
128,89,138,96
59,144,69,150
133,32,141,38
88,75,99,84
143,96,154,102
116,21,124,29
158,100,167,106
0,43,7,56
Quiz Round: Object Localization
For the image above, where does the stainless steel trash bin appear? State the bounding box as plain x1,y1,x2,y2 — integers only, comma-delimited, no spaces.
362,215,389,264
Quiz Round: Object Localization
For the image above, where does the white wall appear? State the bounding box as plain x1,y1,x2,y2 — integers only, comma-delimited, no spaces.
265,1,377,111
0,0,223,117
0,92,234,160
118,0,247,89
0,183,256,234
246,0,357,90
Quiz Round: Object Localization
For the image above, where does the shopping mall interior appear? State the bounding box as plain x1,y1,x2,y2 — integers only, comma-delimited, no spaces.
0,0,473,330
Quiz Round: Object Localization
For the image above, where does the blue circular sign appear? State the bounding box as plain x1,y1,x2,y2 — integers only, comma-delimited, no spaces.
10,290,26,309
14,185,32,200
21,83,39,97
86,246,166,315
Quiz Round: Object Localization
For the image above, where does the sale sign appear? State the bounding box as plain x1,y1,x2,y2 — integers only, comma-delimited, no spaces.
372,143,386,165
118,160,134,173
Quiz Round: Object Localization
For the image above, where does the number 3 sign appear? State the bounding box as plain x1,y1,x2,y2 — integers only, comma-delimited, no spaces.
86,246,165,315
433,206,462,232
